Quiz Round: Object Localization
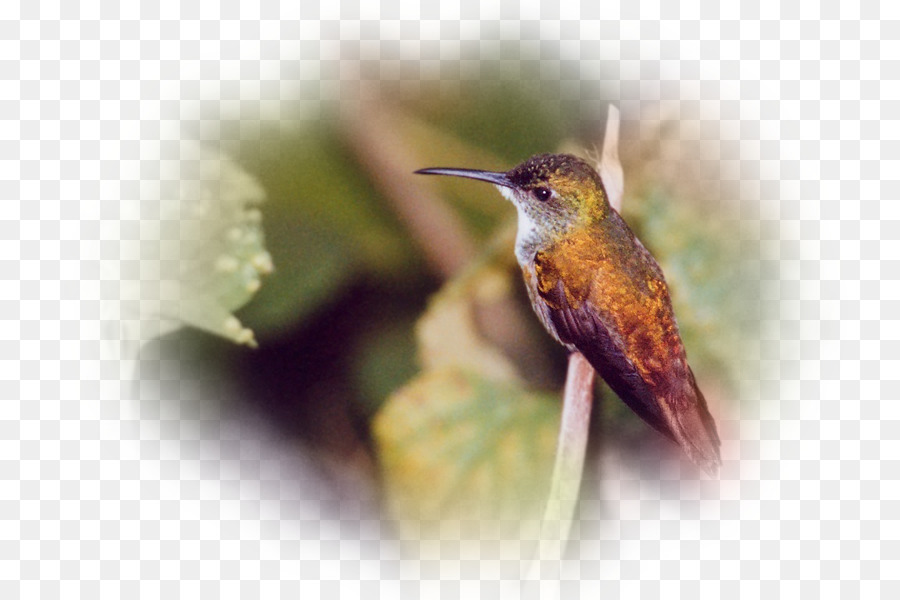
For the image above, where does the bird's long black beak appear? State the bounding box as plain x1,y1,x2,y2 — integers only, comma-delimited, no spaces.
414,167,513,188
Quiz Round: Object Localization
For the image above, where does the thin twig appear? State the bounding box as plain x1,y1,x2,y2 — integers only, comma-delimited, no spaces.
342,103,477,278
528,105,624,577
601,105,625,212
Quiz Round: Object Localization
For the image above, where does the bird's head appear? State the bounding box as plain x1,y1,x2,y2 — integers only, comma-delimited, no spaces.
416,153,611,243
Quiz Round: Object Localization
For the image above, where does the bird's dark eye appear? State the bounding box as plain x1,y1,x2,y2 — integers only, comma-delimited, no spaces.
533,187,552,202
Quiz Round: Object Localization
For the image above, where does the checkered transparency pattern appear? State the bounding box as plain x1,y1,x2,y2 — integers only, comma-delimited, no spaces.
2,0,894,597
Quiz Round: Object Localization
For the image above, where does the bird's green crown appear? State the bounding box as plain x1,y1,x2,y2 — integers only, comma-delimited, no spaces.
503,153,611,233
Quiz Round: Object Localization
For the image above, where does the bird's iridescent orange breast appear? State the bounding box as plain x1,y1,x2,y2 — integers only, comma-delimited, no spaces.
533,225,686,387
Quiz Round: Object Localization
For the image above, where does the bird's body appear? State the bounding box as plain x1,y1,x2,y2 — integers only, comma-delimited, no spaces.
416,153,721,474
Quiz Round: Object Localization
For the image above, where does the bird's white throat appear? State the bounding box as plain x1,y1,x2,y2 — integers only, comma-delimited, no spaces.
496,185,540,266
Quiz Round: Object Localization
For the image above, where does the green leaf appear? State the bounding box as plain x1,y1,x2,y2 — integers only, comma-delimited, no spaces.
416,256,520,382
373,368,559,544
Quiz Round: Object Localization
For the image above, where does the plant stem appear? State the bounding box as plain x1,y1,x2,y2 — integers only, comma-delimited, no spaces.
601,105,625,213
529,352,596,574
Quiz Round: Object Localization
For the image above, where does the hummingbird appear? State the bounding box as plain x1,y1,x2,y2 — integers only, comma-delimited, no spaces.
415,153,721,475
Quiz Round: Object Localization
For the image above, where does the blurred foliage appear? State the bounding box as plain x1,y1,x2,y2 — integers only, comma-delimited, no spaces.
375,368,558,544
159,74,761,548
229,124,424,337
415,242,520,380
135,141,272,348
370,234,561,542
348,307,420,419
222,78,578,341
391,78,564,164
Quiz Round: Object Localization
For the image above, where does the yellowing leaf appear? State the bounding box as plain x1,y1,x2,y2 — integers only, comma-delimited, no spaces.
373,368,559,547
416,260,519,381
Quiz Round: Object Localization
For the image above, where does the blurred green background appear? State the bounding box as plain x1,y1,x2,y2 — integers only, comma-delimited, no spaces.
144,68,761,543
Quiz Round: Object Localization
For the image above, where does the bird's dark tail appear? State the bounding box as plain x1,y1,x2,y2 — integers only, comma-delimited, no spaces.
658,368,721,476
